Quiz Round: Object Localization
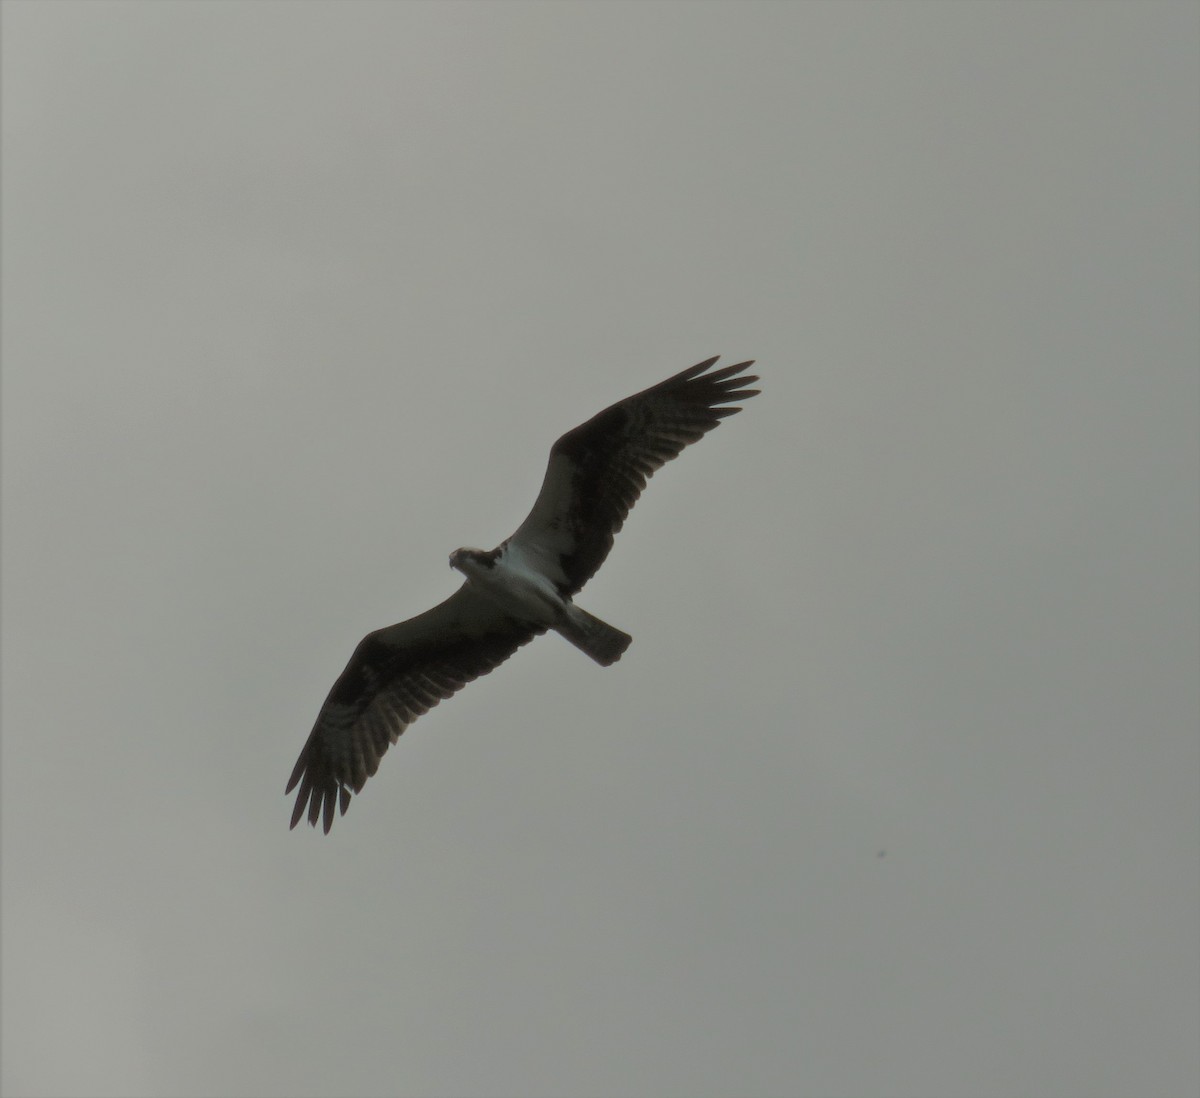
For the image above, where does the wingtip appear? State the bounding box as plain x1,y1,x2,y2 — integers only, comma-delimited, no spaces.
288,794,306,830
673,355,760,388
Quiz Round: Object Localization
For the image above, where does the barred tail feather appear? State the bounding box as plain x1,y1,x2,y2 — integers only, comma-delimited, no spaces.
558,606,632,666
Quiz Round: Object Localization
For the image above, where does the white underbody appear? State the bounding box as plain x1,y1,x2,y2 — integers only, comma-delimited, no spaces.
452,542,574,627
450,541,632,666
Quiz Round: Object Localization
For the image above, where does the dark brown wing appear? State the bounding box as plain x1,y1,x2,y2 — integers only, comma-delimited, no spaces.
506,356,759,596
286,586,544,832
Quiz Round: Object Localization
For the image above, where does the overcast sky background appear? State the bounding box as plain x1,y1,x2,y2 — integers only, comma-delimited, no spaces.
3,4,1198,1097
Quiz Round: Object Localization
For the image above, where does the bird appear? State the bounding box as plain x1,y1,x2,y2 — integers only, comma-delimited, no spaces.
286,356,760,831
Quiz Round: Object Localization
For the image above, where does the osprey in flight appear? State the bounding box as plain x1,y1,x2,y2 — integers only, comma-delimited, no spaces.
287,356,759,831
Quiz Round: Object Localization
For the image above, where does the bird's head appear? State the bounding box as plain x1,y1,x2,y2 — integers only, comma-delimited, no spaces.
449,547,492,575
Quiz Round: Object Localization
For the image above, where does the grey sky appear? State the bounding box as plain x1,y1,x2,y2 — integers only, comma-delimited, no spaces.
3,3,1198,1097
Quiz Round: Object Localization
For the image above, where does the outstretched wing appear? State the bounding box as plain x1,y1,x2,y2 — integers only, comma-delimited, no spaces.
287,586,544,832
507,356,759,596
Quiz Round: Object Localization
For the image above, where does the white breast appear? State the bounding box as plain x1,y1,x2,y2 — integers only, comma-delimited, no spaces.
460,542,567,624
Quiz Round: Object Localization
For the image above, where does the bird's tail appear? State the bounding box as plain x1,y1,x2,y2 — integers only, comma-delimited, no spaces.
557,606,632,667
